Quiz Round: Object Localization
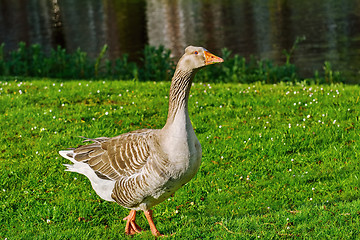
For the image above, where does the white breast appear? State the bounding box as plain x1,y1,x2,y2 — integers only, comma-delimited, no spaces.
161,109,202,181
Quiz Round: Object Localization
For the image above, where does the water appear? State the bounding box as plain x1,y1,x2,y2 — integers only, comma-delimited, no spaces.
0,0,359,83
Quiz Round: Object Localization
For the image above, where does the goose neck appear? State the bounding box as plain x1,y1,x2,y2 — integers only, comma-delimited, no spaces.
164,68,195,127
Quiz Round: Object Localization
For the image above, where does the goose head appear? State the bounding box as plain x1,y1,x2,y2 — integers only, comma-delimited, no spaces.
177,46,224,71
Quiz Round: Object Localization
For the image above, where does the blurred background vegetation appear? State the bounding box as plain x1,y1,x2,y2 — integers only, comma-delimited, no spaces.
0,42,343,84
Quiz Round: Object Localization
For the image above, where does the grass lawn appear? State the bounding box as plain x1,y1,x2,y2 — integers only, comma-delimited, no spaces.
1,78,359,239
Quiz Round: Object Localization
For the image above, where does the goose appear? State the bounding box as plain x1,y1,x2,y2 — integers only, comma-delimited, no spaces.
59,46,223,236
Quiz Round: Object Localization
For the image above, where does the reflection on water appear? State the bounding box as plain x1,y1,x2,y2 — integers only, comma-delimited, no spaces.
0,0,359,83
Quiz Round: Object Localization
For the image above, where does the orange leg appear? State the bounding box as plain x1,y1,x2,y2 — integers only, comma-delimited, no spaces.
123,210,143,235
144,209,163,237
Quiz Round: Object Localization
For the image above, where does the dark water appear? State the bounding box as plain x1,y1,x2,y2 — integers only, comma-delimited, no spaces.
0,0,360,83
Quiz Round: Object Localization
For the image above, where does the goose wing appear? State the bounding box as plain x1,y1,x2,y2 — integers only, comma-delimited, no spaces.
69,129,155,181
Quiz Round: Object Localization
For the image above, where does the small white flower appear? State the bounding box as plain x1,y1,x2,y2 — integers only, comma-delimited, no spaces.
289,169,292,172
312,188,315,191
219,125,222,128
105,112,109,115
310,198,313,201
97,90,100,93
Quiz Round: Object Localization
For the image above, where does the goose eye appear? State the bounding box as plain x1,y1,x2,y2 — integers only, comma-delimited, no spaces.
194,51,198,55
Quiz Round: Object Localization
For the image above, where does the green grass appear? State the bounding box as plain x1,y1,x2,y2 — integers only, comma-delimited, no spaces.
1,78,359,239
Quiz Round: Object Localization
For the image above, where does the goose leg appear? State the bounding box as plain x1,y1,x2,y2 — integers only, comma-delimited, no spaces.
144,209,163,237
123,210,143,235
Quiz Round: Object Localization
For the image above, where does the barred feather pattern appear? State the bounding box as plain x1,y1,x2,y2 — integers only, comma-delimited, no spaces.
74,130,145,177
166,69,195,124
68,129,178,209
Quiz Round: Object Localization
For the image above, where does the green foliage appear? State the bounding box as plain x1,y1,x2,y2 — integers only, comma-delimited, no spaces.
0,79,359,239
139,45,175,82
0,41,344,84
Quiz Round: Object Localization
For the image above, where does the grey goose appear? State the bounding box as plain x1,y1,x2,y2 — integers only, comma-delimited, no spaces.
59,46,223,236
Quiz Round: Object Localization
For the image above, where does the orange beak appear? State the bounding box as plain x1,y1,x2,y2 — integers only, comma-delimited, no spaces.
204,50,224,65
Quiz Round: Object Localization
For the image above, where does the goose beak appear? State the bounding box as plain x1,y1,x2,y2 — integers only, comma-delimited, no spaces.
204,50,224,65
